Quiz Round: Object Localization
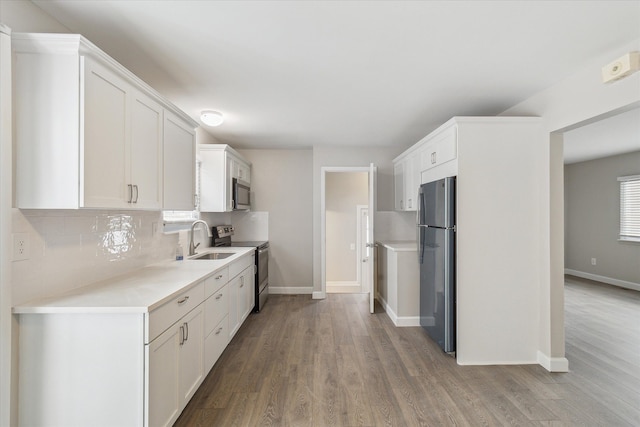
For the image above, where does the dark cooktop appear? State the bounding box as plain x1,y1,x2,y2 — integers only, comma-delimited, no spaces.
230,241,269,248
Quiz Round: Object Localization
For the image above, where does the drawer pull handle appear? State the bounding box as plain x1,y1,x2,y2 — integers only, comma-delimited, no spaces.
177,296,190,305
215,327,223,335
216,274,223,280
215,293,223,300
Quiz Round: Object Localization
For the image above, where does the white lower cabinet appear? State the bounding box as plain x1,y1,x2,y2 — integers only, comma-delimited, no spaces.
148,303,204,427
15,252,255,427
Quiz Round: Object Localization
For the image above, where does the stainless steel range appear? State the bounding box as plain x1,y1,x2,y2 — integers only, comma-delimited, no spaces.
211,225,269,312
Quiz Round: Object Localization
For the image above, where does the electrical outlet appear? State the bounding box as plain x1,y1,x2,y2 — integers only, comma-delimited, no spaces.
591,258,597,266
350,243,356,251
152,222,158,236
12,233,30,261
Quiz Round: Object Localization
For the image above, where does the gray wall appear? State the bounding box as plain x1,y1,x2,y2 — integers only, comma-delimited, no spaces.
565,150,640,285
238,149,313,289
326,171,368,282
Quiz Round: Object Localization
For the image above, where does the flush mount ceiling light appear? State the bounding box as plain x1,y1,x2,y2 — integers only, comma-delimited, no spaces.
200,110,224,127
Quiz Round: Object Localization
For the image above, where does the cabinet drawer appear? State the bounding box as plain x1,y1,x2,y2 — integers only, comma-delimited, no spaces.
204,267,229,298
229,254,254,279
149,281,204,342
204,283,228,337
421,125,457,171
204,315,229,373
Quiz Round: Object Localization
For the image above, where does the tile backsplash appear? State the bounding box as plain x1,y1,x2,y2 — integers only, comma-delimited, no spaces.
12,209,177,306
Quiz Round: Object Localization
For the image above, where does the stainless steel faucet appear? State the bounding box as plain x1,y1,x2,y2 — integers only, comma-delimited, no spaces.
189,220,212,256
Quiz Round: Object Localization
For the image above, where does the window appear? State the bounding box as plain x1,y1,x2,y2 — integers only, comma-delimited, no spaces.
618,174,640,242
162,157,201,232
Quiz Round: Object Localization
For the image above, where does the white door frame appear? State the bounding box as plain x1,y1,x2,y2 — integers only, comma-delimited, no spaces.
320,166,372,299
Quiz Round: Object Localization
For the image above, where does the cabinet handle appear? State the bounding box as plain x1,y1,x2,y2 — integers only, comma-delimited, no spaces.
408,198,412,209
179,325,184,346
184,322,189,342
133,184,139,203
216,274,223,280
240,277,244,288
177,296,190,305
127,184,133,203
431,152,436,164
215,293,223,300
215,327,223,335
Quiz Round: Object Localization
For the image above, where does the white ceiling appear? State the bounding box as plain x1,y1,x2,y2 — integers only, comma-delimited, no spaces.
32,0,640,157
563,107,640,164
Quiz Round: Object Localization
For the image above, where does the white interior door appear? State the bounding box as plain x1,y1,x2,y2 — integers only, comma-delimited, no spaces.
368,163,377,313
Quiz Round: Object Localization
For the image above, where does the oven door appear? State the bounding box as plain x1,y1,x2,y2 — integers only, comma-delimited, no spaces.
232,178,251,210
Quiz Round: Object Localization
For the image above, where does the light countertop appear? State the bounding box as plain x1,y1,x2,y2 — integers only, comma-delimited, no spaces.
13,247,254,315
377,240,417,252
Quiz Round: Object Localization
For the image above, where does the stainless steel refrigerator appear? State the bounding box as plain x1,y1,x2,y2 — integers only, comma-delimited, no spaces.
417,176,456,354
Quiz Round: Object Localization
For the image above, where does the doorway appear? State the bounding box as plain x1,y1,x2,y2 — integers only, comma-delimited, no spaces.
320,165,377,313
324,171,369,294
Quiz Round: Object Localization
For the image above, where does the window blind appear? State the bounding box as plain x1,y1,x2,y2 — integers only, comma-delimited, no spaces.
619,174,640,241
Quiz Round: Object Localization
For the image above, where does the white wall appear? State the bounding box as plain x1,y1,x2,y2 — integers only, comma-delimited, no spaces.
0,22,13,427
0,4,73,424
500,37,640,370
312,145,399,295
325,172,368,282
238,149,314,293
565,151,640,288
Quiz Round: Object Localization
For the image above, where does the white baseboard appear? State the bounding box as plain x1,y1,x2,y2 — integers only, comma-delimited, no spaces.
270,286,313,295
565,269,640,292
537,350,569,372
312,291,326,300
326,281,362,294
377,295,420,327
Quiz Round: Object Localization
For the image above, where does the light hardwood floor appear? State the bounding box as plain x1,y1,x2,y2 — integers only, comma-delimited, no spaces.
175,276,640,426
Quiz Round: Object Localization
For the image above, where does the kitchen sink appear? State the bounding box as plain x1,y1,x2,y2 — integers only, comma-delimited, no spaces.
191,252,235,260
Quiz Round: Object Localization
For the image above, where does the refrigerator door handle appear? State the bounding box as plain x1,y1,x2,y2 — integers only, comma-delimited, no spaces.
417,186,425,264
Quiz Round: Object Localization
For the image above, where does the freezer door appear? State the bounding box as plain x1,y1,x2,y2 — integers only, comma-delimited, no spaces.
418,177,455,228
419,227,455,353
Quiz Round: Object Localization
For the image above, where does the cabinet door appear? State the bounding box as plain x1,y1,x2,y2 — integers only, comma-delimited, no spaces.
393,161,404,211
204,316,229,373
241,267,255,321
403,157,416,211
131,91,163,209
228,276,239,339
179,305,204,405
82,58,129,208
237,161,250,184
148,322,181,427
163,111,196,210
237,269,249,323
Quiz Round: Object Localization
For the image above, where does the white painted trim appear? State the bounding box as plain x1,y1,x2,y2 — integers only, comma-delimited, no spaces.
377,295,420,327
312,291,326,300
326,281,363,294
565,269,640,292
537,351,570,372
270,286,313,295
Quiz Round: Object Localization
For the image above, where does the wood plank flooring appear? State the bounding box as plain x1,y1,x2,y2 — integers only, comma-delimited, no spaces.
175,276,640,426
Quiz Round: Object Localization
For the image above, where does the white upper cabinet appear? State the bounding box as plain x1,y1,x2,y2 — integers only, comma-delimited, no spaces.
12,33,196,210
163,111,196,210
393,121,458,212
199,144,251,212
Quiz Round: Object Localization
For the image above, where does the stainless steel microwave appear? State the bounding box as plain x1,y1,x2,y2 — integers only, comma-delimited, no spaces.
232,178,250,210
